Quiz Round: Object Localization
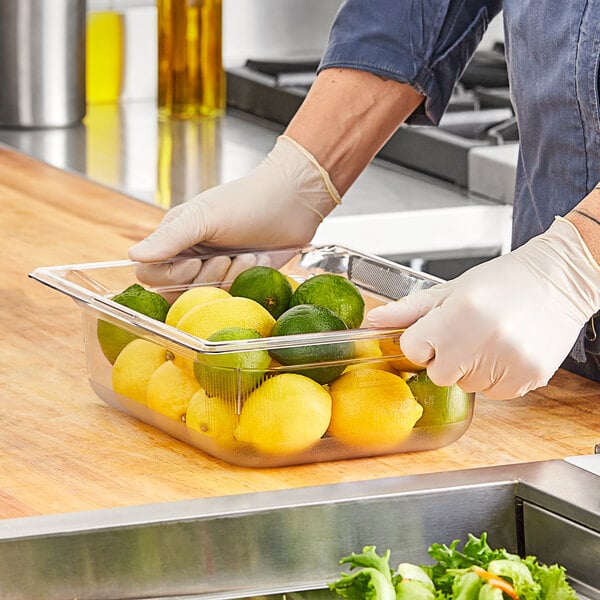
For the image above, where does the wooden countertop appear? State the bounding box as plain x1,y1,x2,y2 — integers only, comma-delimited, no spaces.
1,146,599,521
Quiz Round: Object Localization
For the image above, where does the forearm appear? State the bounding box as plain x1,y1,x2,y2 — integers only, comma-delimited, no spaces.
565,183,600,264
285,68,424,196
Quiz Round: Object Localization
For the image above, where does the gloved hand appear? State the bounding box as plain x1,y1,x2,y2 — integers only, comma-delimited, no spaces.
128,135,341,285
368,217,600,399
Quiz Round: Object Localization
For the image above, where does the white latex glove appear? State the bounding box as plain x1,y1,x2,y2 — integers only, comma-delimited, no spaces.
368,217,600,400
128,135,340,286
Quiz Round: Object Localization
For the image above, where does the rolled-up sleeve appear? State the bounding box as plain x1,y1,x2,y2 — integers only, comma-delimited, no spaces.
319,0,503,125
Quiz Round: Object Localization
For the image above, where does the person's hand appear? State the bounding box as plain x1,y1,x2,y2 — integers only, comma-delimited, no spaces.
128,135,340,286
367,217,600,399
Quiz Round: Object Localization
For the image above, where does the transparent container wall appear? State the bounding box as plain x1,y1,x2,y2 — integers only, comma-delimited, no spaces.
34,245,474,467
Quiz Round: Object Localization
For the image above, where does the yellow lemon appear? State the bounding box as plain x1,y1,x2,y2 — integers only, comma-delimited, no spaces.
343,359,395,374
285,274,300,291
165,286,231,327
353,338,383,359
328,368,423,450
234,373,332,455
378,336,426,373
146,360,201,421
186,389,237,439
112,338,169,404
172,351,197,376
344,338,395,373
176,296,276,340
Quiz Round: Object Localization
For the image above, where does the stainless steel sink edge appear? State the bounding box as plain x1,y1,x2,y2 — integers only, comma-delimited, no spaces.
513,459,600,533
0,463,524,541
0,458,598,600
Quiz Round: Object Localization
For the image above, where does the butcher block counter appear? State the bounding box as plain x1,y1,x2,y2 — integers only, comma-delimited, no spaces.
1,145,599,522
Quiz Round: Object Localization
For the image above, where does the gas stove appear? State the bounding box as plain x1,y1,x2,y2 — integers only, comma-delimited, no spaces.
226,44,518,204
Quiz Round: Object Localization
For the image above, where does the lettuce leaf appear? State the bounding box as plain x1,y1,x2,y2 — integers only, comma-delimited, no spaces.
329,534,579,600
329,546,396,600
424,533,515,594
523,556,579,600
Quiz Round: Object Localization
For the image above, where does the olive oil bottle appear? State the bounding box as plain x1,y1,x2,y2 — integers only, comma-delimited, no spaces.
158,0,225,119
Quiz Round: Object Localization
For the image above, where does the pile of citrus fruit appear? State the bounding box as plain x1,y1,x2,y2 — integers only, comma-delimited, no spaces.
97,266,471,458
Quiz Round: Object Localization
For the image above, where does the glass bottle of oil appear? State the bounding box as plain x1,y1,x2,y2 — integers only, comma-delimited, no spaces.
157,0,225,119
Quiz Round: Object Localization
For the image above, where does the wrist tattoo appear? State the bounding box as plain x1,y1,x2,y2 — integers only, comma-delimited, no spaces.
572,209,600,226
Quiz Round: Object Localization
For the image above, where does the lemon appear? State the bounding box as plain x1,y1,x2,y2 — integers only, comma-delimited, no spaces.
289,273,365,329
285,274,300,291
146,360,201,421
186,389,237,439
379,336,426,373
229,265,293,319
112,338,169,404
165,286,231,327
344,338,394,373
328,368,423,450
176,296,276,340
269,304,352,384
344,359,395,374
353,338,384,359
407,370,471,427
234,373,332,455
194,327,271,398
97,283,171,364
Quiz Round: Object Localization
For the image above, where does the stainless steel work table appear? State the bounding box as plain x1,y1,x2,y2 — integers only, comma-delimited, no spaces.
0,100,512,261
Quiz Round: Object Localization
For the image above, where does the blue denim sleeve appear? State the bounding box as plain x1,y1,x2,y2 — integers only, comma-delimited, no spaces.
319,0,503,125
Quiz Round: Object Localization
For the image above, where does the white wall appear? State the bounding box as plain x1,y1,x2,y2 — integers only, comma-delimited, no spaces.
223,0,342,67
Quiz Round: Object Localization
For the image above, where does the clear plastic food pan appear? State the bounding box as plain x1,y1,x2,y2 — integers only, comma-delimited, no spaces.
30,244,474,467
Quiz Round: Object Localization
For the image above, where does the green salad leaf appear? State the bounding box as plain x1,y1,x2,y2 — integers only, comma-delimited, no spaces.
329,533,578,600
329,546,396,600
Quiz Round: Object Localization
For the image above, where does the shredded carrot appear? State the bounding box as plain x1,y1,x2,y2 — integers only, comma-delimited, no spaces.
472,565,520,600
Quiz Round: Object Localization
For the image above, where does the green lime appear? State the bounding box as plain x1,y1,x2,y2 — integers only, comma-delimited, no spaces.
269,304,352,385
228,265,293,319
289,273,365,329
97,283,170,364
407,371,471,427
193,327,271,398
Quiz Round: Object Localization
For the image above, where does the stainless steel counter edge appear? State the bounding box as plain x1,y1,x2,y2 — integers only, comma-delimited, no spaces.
0,458,598,599
1,458,598,538
0,103,514,261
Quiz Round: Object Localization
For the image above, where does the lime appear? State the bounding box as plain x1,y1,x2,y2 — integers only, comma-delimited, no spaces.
193,327,271,399
234,373,332,455
269,304,352,384
97,283,170,364
289,273,365,329
229,266,293,319
328,368,423,450
407,371,471,427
